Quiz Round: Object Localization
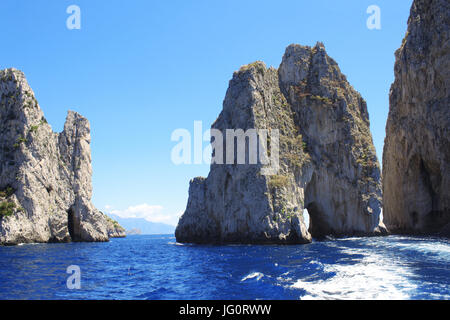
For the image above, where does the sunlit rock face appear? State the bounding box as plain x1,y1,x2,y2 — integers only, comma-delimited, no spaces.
176,43,385,244
383,0,450,237
0,68,124,245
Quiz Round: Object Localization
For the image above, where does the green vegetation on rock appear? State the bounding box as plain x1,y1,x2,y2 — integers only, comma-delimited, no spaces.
0,187,14,198
238,61,266,75
268,175,289,189
310,95,333,105
0,201,17,217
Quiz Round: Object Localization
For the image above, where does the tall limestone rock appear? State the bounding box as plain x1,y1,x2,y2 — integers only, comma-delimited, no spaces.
176,43,385,244
0,68,125,245
383,0,450,236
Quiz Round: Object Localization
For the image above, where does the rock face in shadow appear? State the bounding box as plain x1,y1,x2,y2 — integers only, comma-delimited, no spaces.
0,68,124,245
176,43,385,244
383,0,450,236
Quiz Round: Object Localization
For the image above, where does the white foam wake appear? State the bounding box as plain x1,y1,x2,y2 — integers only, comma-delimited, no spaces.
291,247,418,300
241,272,264,282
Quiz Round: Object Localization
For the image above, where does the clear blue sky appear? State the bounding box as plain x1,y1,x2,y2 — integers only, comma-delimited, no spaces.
0,0,412,225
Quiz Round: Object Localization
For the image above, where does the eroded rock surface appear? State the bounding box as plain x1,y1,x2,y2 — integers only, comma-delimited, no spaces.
176,43,385,244
105,215,126,238
0,68,124,245
383,0,450,236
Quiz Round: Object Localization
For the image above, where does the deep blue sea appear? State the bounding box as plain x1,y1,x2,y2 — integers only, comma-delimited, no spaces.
0,235,449,300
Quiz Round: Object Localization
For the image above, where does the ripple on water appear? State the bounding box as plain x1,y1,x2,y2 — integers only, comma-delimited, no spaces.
0,235,448,300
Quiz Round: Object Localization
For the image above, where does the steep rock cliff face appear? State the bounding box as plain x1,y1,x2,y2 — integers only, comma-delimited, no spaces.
176,43,385,244
0,68,124,245
105,215,126,238
383,0,450,236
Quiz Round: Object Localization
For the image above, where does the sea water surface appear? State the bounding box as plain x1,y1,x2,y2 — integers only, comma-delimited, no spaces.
0,235,449,300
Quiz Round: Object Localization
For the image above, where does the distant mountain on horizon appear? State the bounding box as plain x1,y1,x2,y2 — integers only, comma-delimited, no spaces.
107,214,175,235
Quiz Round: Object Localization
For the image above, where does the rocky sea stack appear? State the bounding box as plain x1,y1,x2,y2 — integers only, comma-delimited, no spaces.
383,0,450,237
176,43,385,244
0,68,125,245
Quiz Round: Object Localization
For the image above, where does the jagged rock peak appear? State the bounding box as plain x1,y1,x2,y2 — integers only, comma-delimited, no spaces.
383,0,450,236
176,43,385,244
0,68,125,245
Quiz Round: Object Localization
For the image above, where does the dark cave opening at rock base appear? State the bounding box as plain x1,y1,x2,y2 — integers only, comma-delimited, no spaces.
303,173,334,240
67,207,81,242
303,202,331,240
408,155,448,234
